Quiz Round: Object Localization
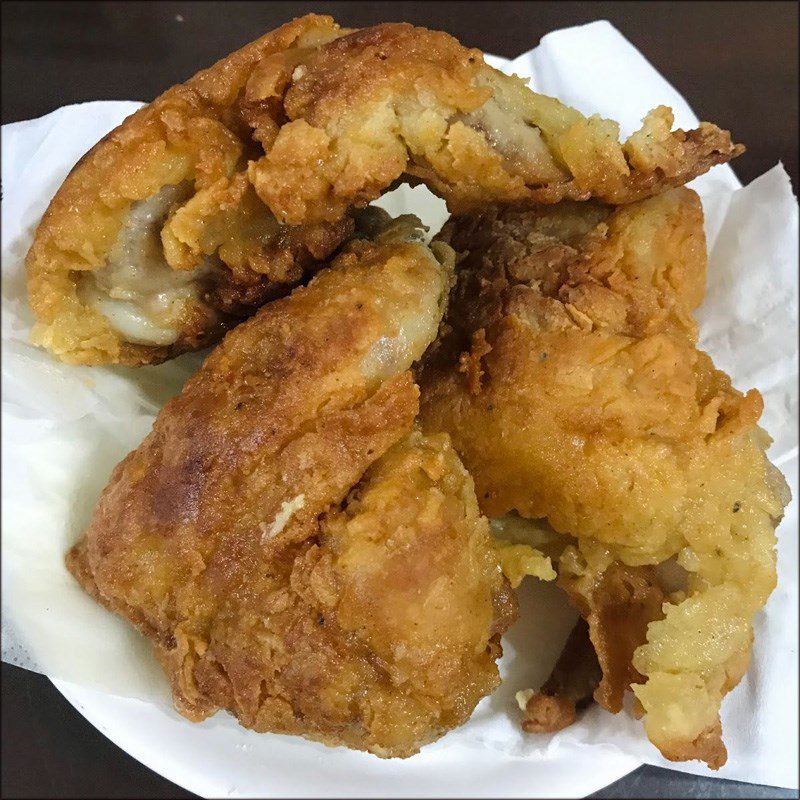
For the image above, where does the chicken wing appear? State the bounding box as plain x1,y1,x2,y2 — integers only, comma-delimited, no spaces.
419,190,790,767
66,213,517,757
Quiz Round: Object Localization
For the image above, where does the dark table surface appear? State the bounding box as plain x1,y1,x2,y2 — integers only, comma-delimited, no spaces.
1,2,798,798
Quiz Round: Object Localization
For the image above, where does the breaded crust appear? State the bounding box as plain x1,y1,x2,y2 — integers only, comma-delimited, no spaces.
66,225,516,756
248,23,742,224
419,191,790,767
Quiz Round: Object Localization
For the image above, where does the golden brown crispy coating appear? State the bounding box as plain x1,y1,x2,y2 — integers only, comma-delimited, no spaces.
311,427,516,755
66,222,517,756
26,15,350,366
247,23,742,226
423,190,731,554
419,190,790,766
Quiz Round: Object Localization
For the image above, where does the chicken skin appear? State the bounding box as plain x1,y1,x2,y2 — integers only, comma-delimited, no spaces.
419,190,790,767
66,213,517,757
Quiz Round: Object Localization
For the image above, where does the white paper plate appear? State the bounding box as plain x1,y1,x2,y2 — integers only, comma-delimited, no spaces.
52,678,640,798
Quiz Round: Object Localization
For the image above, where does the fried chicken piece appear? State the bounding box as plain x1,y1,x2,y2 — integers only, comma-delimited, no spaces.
247,23,742,226
28,16,739,366
26,15,351,366
66,217,517,756
419,190,790,767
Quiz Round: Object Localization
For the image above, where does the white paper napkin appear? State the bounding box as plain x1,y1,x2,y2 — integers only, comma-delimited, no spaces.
2,20,797,791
